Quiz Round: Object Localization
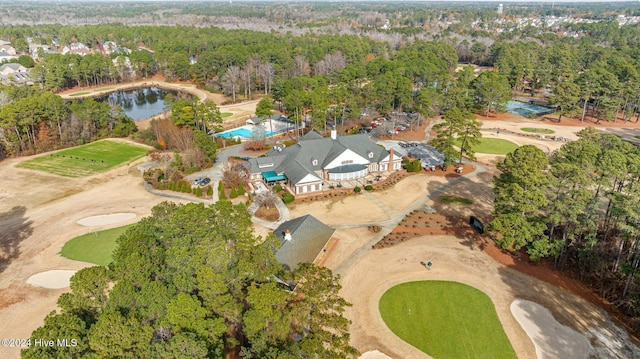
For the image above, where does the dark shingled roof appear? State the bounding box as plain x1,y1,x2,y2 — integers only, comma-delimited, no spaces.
246,131,389,186
273,215,335,271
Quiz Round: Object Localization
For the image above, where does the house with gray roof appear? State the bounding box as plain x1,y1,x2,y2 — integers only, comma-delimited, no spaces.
245,130,402,194
273,214,335,271
0,63,30,85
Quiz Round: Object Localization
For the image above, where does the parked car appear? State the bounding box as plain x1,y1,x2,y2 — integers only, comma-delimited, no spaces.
192,177,204,185
200,177,211,186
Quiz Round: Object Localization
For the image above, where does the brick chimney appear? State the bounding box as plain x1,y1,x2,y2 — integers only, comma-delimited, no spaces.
388,148,394,170
284,229,292,241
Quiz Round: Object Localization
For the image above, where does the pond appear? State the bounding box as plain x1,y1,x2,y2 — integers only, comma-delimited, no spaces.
97,87,187,121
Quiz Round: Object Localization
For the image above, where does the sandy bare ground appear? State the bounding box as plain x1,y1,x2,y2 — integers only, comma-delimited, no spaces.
511,299,590,359
319,164,638,359
288,193,390,226
0,144,185,358
76,213,137,226
26,270,77,289
1,110,638,358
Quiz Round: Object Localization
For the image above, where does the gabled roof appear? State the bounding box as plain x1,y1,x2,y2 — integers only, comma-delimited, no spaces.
0,63,26,72
273,215,335,271
248,133,390,186
300,130,324,141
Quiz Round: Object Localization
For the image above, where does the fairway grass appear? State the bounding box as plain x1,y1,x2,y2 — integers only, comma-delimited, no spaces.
454,137,519,155
17,140,148,177
61,224,134,266
521,127,555,134
379,281,517,359
439,195,473,205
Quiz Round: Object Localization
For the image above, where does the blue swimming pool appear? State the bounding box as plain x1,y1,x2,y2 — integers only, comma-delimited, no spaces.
505,101,555,117
216,127,277,139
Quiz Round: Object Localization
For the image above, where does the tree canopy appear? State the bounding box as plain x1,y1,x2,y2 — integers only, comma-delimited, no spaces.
23,201,358,359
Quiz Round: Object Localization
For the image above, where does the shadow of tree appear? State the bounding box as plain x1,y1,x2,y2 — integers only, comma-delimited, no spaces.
0,206,33,274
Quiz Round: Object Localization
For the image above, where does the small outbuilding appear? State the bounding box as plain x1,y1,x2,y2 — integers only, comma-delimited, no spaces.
273,214,335,271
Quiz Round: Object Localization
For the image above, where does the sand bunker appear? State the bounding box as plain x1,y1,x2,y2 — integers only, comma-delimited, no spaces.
26,270,77,289
359,350,393,359
76,213,136,226
511,299,590,359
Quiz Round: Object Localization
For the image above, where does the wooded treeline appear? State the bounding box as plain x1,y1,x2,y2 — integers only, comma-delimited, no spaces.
0,86,136,158
22,201,357,359
491,128,640,332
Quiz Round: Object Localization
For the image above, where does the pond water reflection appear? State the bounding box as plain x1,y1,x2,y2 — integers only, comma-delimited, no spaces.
97,87,180,121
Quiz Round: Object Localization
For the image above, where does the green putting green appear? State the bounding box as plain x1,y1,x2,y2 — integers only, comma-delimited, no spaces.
379,281,517,359
17,140,148,177
454,137,519,155
221,112,233,118
61,224,134,266
439,196,473,205
521,127,555,134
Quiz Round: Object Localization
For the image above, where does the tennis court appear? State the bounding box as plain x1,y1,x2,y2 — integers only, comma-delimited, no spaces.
505,101,555,117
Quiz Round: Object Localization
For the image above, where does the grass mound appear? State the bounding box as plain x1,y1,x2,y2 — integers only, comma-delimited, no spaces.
221,112,233,118
379,281,516,359
454,137,519,155
521,127,555,134
61,224,134,266
439,196,473,205
17,140,148,177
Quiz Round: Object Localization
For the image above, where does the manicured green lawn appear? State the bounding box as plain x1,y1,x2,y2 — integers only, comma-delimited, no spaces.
68,92,90,96
17,140,148,177
61,224,134,266
521,127,555,134
221,112,233,118
439,196,473,205
453,137,519,155
379,281,517,359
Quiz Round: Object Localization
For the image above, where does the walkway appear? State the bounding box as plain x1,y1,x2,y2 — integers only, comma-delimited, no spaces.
334,159,492,276
141,144,291,227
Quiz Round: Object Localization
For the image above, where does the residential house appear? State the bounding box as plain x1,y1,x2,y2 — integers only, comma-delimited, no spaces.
273,214,335,271
0,51,16,63
0,63,30,85
0,44,16,56
29,44,51,60
61,42,91,56
245,130,402,194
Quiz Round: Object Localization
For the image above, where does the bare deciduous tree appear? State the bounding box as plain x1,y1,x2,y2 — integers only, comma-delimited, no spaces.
315,51,347,76
222,66,241,102
256,190,279,209
292,55,311,77
258,61,275,94
222,162,248,188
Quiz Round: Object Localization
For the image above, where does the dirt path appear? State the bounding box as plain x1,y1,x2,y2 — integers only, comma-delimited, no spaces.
57,74,226,105
57,76,261,131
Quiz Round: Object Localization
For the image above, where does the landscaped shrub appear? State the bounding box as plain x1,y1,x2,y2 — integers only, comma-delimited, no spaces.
206,185,213,196
406,159,422,172
195,187,203,197
282,192,295,204
365,185,373,191
230,188,238,198
273,184,283,192
237,184,246,195
354,186,362,193
219,189,227,200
